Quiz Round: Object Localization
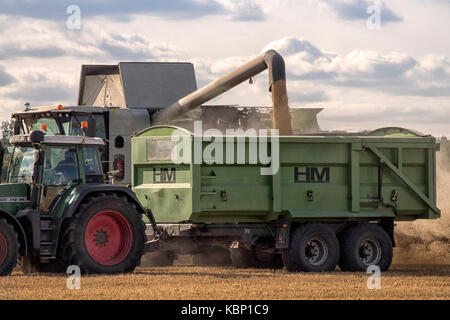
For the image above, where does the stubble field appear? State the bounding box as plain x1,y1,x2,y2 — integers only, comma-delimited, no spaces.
0,264,449,300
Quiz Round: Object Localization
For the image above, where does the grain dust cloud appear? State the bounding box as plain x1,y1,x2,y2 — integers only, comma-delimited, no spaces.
393,152,450,265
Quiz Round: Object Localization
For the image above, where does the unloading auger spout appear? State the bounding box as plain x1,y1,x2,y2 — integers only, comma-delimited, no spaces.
152,50,293,135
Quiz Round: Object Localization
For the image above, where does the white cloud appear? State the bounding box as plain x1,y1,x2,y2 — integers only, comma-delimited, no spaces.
0,17,185,62
217,0,266,21
0,66,16,87
0,6,449,137
315,0,402,24
263,36,450,97
0,0,268,22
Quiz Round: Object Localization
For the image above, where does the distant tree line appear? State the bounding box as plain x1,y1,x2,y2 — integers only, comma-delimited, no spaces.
1,120,13,147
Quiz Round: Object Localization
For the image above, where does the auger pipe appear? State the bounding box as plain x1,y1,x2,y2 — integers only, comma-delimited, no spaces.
152,49,293,135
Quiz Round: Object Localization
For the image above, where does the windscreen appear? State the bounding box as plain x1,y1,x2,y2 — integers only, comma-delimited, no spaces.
8,147,35,184
22,114,106,139
26,118,61,135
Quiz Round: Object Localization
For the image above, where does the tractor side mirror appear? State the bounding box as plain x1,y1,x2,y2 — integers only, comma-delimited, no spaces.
30,130,45,146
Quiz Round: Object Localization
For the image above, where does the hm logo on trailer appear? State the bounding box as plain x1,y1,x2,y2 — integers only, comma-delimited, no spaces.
153,168,176,183
294,167,330,183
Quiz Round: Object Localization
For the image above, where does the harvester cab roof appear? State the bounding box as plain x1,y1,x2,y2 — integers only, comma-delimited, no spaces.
9,131,105,147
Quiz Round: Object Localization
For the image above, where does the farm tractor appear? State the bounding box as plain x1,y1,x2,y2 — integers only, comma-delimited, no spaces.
0,127,152,276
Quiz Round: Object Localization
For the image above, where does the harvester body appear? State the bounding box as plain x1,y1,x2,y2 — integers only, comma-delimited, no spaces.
12,51,322,185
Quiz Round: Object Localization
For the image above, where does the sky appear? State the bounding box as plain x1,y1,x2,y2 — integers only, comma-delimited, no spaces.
0,0,449,135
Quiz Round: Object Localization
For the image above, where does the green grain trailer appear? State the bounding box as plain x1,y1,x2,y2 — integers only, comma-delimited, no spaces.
132,125,440,272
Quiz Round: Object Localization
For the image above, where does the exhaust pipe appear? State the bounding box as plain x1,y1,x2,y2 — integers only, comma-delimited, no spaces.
153,50,293,135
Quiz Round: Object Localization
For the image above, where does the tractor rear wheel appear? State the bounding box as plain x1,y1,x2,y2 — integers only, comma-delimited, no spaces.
338,224,393,272
0,218,19,276
59,193,146,274
282,223,340,272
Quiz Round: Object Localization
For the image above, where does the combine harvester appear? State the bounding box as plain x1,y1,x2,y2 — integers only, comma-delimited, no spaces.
0,50,441,274
11,54,322,185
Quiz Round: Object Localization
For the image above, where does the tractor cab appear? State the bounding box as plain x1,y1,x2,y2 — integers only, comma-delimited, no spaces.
1,130,105,214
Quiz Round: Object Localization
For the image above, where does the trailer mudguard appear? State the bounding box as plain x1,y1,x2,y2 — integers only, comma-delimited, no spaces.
0,209,28,256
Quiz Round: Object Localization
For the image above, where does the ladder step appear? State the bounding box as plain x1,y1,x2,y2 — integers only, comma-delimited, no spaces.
40,227,55,231
39,256,56,260
40,241,56,245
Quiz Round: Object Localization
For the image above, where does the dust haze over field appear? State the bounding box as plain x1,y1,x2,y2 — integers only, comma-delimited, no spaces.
393,153,450,265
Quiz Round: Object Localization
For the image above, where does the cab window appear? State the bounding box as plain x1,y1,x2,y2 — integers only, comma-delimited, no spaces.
1,147,14,183
28,118,60,135
83,146,103,183
61,114,106,139
42,147,79,186
8,147,35,183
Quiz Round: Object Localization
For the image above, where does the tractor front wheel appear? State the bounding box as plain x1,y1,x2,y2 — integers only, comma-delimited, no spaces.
0,218,19,276
59,194,146,274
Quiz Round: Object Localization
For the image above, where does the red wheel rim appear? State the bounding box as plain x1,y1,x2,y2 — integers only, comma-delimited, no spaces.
84,210,133,266
0,233,7,265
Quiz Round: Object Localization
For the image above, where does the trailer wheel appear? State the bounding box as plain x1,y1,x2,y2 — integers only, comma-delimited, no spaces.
60,194,146,274
282,223,339,272
338,224,392,272
0,218,19,276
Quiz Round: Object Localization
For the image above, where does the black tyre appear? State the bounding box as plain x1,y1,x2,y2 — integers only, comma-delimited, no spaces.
59,193,146,274
338,224,393,272
282,223,340,272
230,240,283,269
0,218,19,276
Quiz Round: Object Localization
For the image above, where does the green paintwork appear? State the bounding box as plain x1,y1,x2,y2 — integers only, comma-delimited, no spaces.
0,183,29,215
132,126,440,223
